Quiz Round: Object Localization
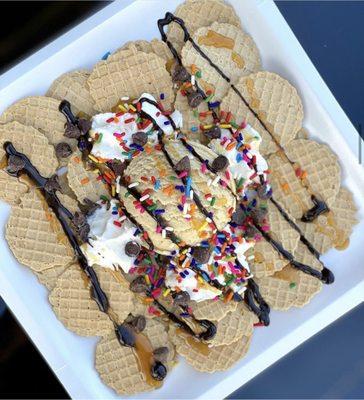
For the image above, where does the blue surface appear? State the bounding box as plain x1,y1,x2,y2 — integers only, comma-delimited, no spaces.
229,2,364,398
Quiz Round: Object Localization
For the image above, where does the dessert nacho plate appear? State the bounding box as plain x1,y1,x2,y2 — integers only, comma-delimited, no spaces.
0,1,363,399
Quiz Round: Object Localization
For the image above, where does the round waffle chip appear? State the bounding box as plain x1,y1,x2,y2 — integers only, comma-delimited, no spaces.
67,151,110,203
296,187,358,254
189,298,237,321
95,319,173,395
256,243,323,310
112,39,172,64
88,47,174,112
167,0,242,53
182,22,260,101
221,71,304,154
208,305,254,346
49,263,113,336
0,121,59,177
296,127,310,139
174,90,212,143
57,192,79,215
6,189,74,272
0,96,76,154
284,139,341,207
35,263,70,291
46,69,96,116
170,324,251,372
251,200,300,278
93,267,134,323
0,170,29,206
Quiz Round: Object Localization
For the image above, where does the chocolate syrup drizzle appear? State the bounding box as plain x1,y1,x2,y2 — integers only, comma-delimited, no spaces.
157,13,334,285
157,12,329,223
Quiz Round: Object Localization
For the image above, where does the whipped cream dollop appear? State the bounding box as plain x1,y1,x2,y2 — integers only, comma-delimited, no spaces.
209,125,269,192
81,200,142,273
89,93,182,162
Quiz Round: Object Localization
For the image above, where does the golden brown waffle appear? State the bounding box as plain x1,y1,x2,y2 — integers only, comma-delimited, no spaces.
284,139,341,207
174,90,212,143
67,151,109,203
256,244,323,310
189,298,237,321
0,170,28,206
0,121,58,177
170,324,252,372
46,70,96,116
112,40,172,64
56,192,79,215
95,319,173,395
6,189,74,272
35,263,70,291
182,22,261,100
221,71,304,154
88,47,174,112
0,96,76,152
251,200,300,278
49,263,113,336
208,306,254,346
93,267,134,323
167,0,241,53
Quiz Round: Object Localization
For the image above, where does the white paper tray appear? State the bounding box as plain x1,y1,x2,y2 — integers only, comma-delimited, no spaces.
0,1,363,399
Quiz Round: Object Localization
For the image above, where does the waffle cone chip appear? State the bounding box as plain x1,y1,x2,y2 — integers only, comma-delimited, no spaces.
182,22,260,100
251,200,300,278
221,71,304,154
88,47,174,112
0,170,29,206
208,306,254,346
0,121,58,177
96,319,174,395
170,324,251,372
46,69,96,116
6,189,74,272
67,151,109,203
189,298,237,321
49,263,113,336
113,39,172,64
0,96,76,153
35,263,70,291
284,139,341,207
167,0,241,53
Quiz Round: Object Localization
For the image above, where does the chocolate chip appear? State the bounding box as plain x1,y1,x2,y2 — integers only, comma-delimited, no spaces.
174,156,190,173
173,291,190,307
153,347,169,363
115,323,135,347
73,211,87,228
251,208,268,224
231,207,245,225
80,198,101,216
77,118,92,135
193,246,212,264
204,125,221,139
132,131,148,146
64,121,82,139
108,159,126,177
125,241,141,257
129,276,148,293
6,155,25,174
72,211,90,242
55,142,72,158
172,64,190,83
151,361,167,381
44,175,61,192
211,155,229,172
257,184,272,200
244,225,259,239
129,315,146,333
187,91,204,108
78,224,90,242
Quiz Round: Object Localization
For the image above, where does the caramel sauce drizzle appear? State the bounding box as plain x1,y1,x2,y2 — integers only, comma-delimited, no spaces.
198,30,234,49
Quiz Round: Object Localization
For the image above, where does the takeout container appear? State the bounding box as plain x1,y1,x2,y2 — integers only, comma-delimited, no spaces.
0,1,363,398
